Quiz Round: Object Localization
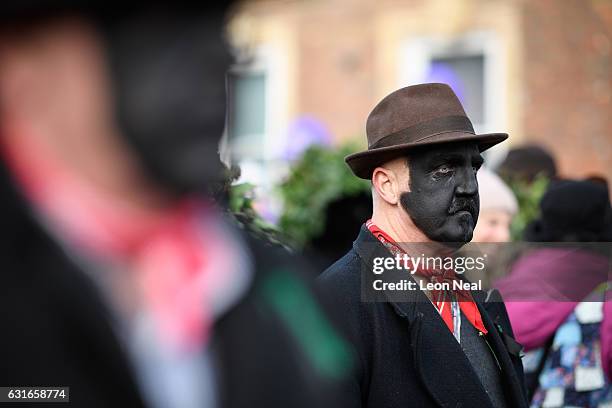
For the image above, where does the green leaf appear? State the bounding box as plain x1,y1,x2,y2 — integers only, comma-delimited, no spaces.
277,143,370,247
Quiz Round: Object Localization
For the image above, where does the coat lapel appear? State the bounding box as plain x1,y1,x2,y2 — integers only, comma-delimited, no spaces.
411,299,495,407
353,226,495,407
476,295,528,408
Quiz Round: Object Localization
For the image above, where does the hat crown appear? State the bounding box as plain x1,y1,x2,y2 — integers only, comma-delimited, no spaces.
366,83,468,147
345,82,508,180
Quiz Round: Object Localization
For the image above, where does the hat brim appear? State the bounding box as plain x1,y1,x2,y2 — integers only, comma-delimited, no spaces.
345,131,508,179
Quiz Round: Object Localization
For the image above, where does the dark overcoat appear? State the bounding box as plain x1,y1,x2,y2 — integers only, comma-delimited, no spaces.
318,225,529,408
0,161,352,408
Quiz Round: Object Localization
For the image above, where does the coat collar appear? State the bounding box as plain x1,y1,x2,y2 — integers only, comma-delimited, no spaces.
352,224,527,408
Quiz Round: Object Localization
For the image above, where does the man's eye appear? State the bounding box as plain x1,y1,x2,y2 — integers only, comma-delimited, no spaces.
437,165,452,174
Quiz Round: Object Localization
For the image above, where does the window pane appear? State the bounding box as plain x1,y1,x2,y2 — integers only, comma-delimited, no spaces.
228,72,267,155
427,55,484,124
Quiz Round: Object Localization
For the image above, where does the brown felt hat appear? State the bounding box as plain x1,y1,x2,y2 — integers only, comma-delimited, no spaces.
346,83,508,179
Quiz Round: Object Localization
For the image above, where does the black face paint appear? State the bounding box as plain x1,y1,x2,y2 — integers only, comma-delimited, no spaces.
400,142,483,246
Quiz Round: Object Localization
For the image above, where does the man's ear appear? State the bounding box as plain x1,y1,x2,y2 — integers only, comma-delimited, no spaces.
372,166,400,205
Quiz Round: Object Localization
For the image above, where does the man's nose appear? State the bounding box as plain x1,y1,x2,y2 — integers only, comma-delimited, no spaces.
455,168,478,196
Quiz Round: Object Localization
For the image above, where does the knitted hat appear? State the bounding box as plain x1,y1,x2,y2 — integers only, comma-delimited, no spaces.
525,180,612,242
477,167,518,215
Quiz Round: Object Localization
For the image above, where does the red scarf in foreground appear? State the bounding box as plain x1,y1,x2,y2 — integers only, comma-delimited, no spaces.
1,132,238,352
366,220,487,335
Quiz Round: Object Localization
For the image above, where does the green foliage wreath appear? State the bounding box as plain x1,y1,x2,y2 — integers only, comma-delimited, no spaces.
277,144,370,248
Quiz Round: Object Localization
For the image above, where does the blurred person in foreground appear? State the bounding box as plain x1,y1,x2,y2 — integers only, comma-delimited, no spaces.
319,84,528,408
495,180,612,406
0,2,351,407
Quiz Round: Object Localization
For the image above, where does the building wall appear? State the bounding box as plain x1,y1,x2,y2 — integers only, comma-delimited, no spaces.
229,0,611,184
296,1,377,143
521,0,611,182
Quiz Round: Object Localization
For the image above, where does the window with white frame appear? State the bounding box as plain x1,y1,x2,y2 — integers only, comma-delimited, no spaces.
428,54,485,126
225,44,289,189
398,32,506,137
228,69,267,161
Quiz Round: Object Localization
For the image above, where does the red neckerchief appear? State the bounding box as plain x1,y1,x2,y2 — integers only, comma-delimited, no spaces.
1,132,238,352
366,219,487,335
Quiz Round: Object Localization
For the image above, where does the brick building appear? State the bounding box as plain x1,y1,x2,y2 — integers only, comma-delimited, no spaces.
226,0,611,189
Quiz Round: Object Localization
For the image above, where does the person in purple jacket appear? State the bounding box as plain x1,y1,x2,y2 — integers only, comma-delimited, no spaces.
495,179,612,406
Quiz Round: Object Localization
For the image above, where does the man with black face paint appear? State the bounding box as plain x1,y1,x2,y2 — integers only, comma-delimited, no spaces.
319,84,528,408
0,2,352,407
399,143,483,245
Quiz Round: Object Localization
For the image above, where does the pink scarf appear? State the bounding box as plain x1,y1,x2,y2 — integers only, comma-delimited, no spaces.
1,134,234,351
